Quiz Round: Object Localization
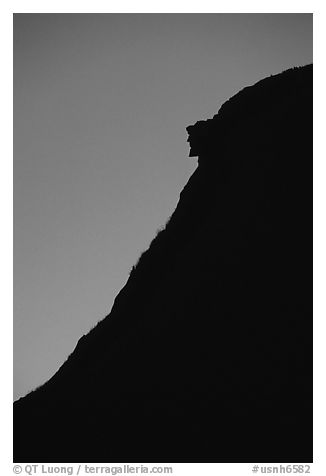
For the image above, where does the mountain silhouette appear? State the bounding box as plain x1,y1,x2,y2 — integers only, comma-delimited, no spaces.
14,64,312,463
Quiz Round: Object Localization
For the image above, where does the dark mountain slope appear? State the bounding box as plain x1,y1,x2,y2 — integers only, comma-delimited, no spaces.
14,64,312,463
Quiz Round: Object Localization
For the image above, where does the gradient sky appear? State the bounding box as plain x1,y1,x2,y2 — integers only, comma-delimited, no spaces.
14,13,312,400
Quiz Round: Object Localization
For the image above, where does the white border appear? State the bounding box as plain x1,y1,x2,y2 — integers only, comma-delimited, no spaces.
3,4,324,475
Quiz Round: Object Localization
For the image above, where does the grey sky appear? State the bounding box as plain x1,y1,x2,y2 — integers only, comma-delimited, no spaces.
14,13,312,400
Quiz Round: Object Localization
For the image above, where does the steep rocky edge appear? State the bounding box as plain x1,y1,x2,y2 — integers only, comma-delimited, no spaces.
14,65,312,463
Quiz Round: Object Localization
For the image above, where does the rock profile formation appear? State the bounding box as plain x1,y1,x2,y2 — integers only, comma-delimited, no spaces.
14,65,312,463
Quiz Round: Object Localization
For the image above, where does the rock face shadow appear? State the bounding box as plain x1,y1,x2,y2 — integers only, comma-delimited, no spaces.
14,64,312,463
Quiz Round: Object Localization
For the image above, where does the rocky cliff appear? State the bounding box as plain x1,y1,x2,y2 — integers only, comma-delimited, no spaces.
14,64,312,463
